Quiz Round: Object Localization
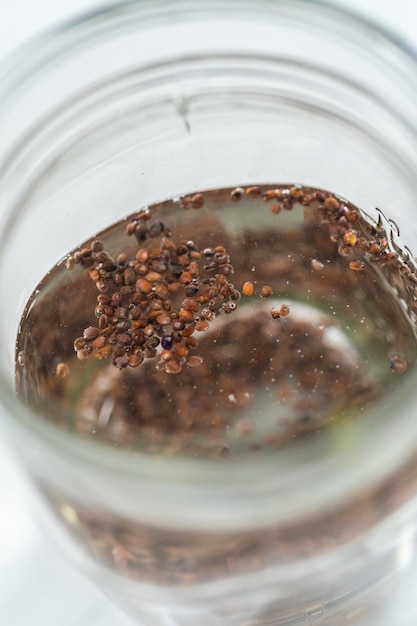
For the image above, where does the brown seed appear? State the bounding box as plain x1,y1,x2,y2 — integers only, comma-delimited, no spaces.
349,261,365,271
290,185,304,199
145,271,162,283
185,336,199,348
270,203,282,215
261,189,279,201
76,349,90,361
280,304,290,317
338,245,351,257
245,186,261,198
217,263,234,276
83,326,100,341
172,319,186,331
128,353,144,368
56,362,70,378
389,356,407,374
74,336,87,351
88,268,100,282
270,307,281,319
136,278,152,294
179,308,194,322
195,320,209,332
92,336,106,350
65,256,74,270
116,252,127,265
188,261,199,276
96,280,108,293
201,308,216,321
174,342,188,358
182,298,199,312
165,360,182,374
156,313,171,326
230,187,244,202
154,283,169,299
311,259,325,271
179,271,193,285
116,333,132,346
182,324,195,337
223,301,237,314
136,248,149,263
260,285,273,298
187,355,203,367
343,230,358,247
123,268,137,285
191,193,204,209
324,196,339,210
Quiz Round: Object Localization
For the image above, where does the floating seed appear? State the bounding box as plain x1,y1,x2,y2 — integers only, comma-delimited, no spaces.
245,186,261,197
389,356,407,374
260,285,273,298
165,360,182,374
311,259,325,271
343,230,358,247
324,196,339,210
83,326,100,341
187,355,203,367
242,281,254,296
349,261,365,271
55,362,70,378
230,187,244,202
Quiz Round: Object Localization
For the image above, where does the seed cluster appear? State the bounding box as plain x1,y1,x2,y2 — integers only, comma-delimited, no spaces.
68,210,241,374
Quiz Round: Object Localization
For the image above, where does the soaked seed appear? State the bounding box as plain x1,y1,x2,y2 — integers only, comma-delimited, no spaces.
128,353,144,368
389,355,407,374
83,326,100,341
172,319,186,331
311,259,325,271
270,203,282,215
324,196,339,210
260,285,273,298
349,261,365,271
242,281,254,296
161,335,173,350
148,221,165,237
179,271,193,285
179,309,194,322
230,187,244,201
191,193,204,209
123,268,137,285
195,320,209,332
187,355,203,367
88,268,100,282
343,230,358,247
165,360,182,374
136,248,149,263
245,186,261,198
146,271,162,283
136,278,152,294
56,362,70,378
223,301,237,314
156,313,171,326
174,342,188,358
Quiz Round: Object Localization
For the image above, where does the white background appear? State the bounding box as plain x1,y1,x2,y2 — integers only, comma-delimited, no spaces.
1,1,417,625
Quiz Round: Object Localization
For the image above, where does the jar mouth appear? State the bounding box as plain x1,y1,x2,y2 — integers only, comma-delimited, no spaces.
2,0,417,533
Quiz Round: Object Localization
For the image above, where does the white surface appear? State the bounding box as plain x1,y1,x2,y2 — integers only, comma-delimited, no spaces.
1,1,417,625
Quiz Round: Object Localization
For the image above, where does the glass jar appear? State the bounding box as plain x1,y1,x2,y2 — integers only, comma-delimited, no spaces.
1,1,417,625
